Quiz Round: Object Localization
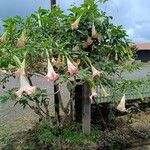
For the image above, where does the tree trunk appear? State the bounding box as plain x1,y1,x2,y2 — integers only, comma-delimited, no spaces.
51,0,56,8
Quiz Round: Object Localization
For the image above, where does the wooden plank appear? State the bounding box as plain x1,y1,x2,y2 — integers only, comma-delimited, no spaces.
54,83,61,128
82,81,91,135
74,81,83,122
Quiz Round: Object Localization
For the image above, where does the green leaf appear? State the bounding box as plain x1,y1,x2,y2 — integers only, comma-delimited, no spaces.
67,81,74,92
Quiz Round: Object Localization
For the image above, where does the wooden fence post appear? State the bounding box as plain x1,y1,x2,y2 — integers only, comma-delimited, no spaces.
54,83,61,128
74,80,83,122
82,81,91,135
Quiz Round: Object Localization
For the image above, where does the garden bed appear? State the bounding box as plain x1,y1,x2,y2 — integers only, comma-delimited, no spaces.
0,110,150,150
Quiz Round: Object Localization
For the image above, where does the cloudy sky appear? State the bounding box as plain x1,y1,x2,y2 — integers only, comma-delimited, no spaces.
0,0,150,43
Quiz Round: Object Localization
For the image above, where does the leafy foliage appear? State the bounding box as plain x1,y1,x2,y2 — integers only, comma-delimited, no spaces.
0,0,135,82
0,0,138,126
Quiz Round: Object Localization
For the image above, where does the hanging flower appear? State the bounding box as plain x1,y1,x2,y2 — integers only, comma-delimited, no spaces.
46,58,59,81
14,58,26,77
91,64,103,78
101,84,109,97
0,31,7,44
37,13,42,27
91,22,102,41
16,74,36,98
115,53,118,61
83,36,93,48
92,22,97,38
15,59,36,97
117,94,126,112
16,30,27,48
71,16,81,30
89,87,97,101
52,55,65,68
72,45,80,51
67,57,78,75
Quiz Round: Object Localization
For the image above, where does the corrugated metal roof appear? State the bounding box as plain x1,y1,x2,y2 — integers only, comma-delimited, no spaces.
136,43,150,50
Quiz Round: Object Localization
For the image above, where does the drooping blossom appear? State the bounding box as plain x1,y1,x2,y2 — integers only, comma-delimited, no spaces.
91,22,102,41
0,31,7,44
101,84,109,97
46,58,59,81
117,94,126,112
16,30,27,48
90,87,97,101
71,16,81,30
83,36,93,48
15,59,36,97
37,13,42,27
67,57,78,75
52,55,65,69
115,53,118,61
127,58,135,65
72,45,80,51
91,64,103,78
15,74,36,98
92,22,97,38
15,59,26,77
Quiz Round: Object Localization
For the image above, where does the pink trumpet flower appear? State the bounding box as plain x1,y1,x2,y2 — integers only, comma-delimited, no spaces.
90,87,97,101
117,94,126,112
67,58,78,75
92,22,97,38
91,65,103,78
15,74,36,98
0,31,7,44
16,30,27,48
15,59,26,77
46,58,59,81
71,16,81,30
91,23,102,41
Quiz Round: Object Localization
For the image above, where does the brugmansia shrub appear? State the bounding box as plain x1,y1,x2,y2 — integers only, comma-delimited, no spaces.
0,0,136,126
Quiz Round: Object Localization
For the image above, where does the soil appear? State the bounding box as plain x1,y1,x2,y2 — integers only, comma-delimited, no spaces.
0,110,150,150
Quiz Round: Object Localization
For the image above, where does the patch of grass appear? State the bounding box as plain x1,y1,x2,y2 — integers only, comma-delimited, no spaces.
3,123,101,150
62,125,101,145
34,123,101,148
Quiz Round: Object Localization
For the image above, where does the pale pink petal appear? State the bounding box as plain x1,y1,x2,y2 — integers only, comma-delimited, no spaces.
91,65,103,78
71,16,81,30
90,87,97,101
45,59,59,81
46,72,59,81
117,94,126,112
25,86,36,95
67,58,78,75
15,89,23,98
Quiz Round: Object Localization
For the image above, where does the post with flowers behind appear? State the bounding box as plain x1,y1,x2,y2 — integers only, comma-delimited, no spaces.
50,0,61,128
82,81,91,135
74,80,91,134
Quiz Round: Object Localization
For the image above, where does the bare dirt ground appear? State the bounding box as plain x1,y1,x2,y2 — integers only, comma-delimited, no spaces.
121,111,150,150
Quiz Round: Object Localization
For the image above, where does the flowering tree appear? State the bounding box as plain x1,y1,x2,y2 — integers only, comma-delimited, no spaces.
0,0,135,126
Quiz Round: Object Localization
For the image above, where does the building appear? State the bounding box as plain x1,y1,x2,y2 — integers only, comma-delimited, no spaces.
136,43,150,62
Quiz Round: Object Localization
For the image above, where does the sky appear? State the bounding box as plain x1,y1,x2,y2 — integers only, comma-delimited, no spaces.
0,0,150,43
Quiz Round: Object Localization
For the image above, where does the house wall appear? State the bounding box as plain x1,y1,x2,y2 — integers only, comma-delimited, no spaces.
137,50,150,62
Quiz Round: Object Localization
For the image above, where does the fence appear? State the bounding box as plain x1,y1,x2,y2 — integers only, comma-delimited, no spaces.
96,82,150,103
